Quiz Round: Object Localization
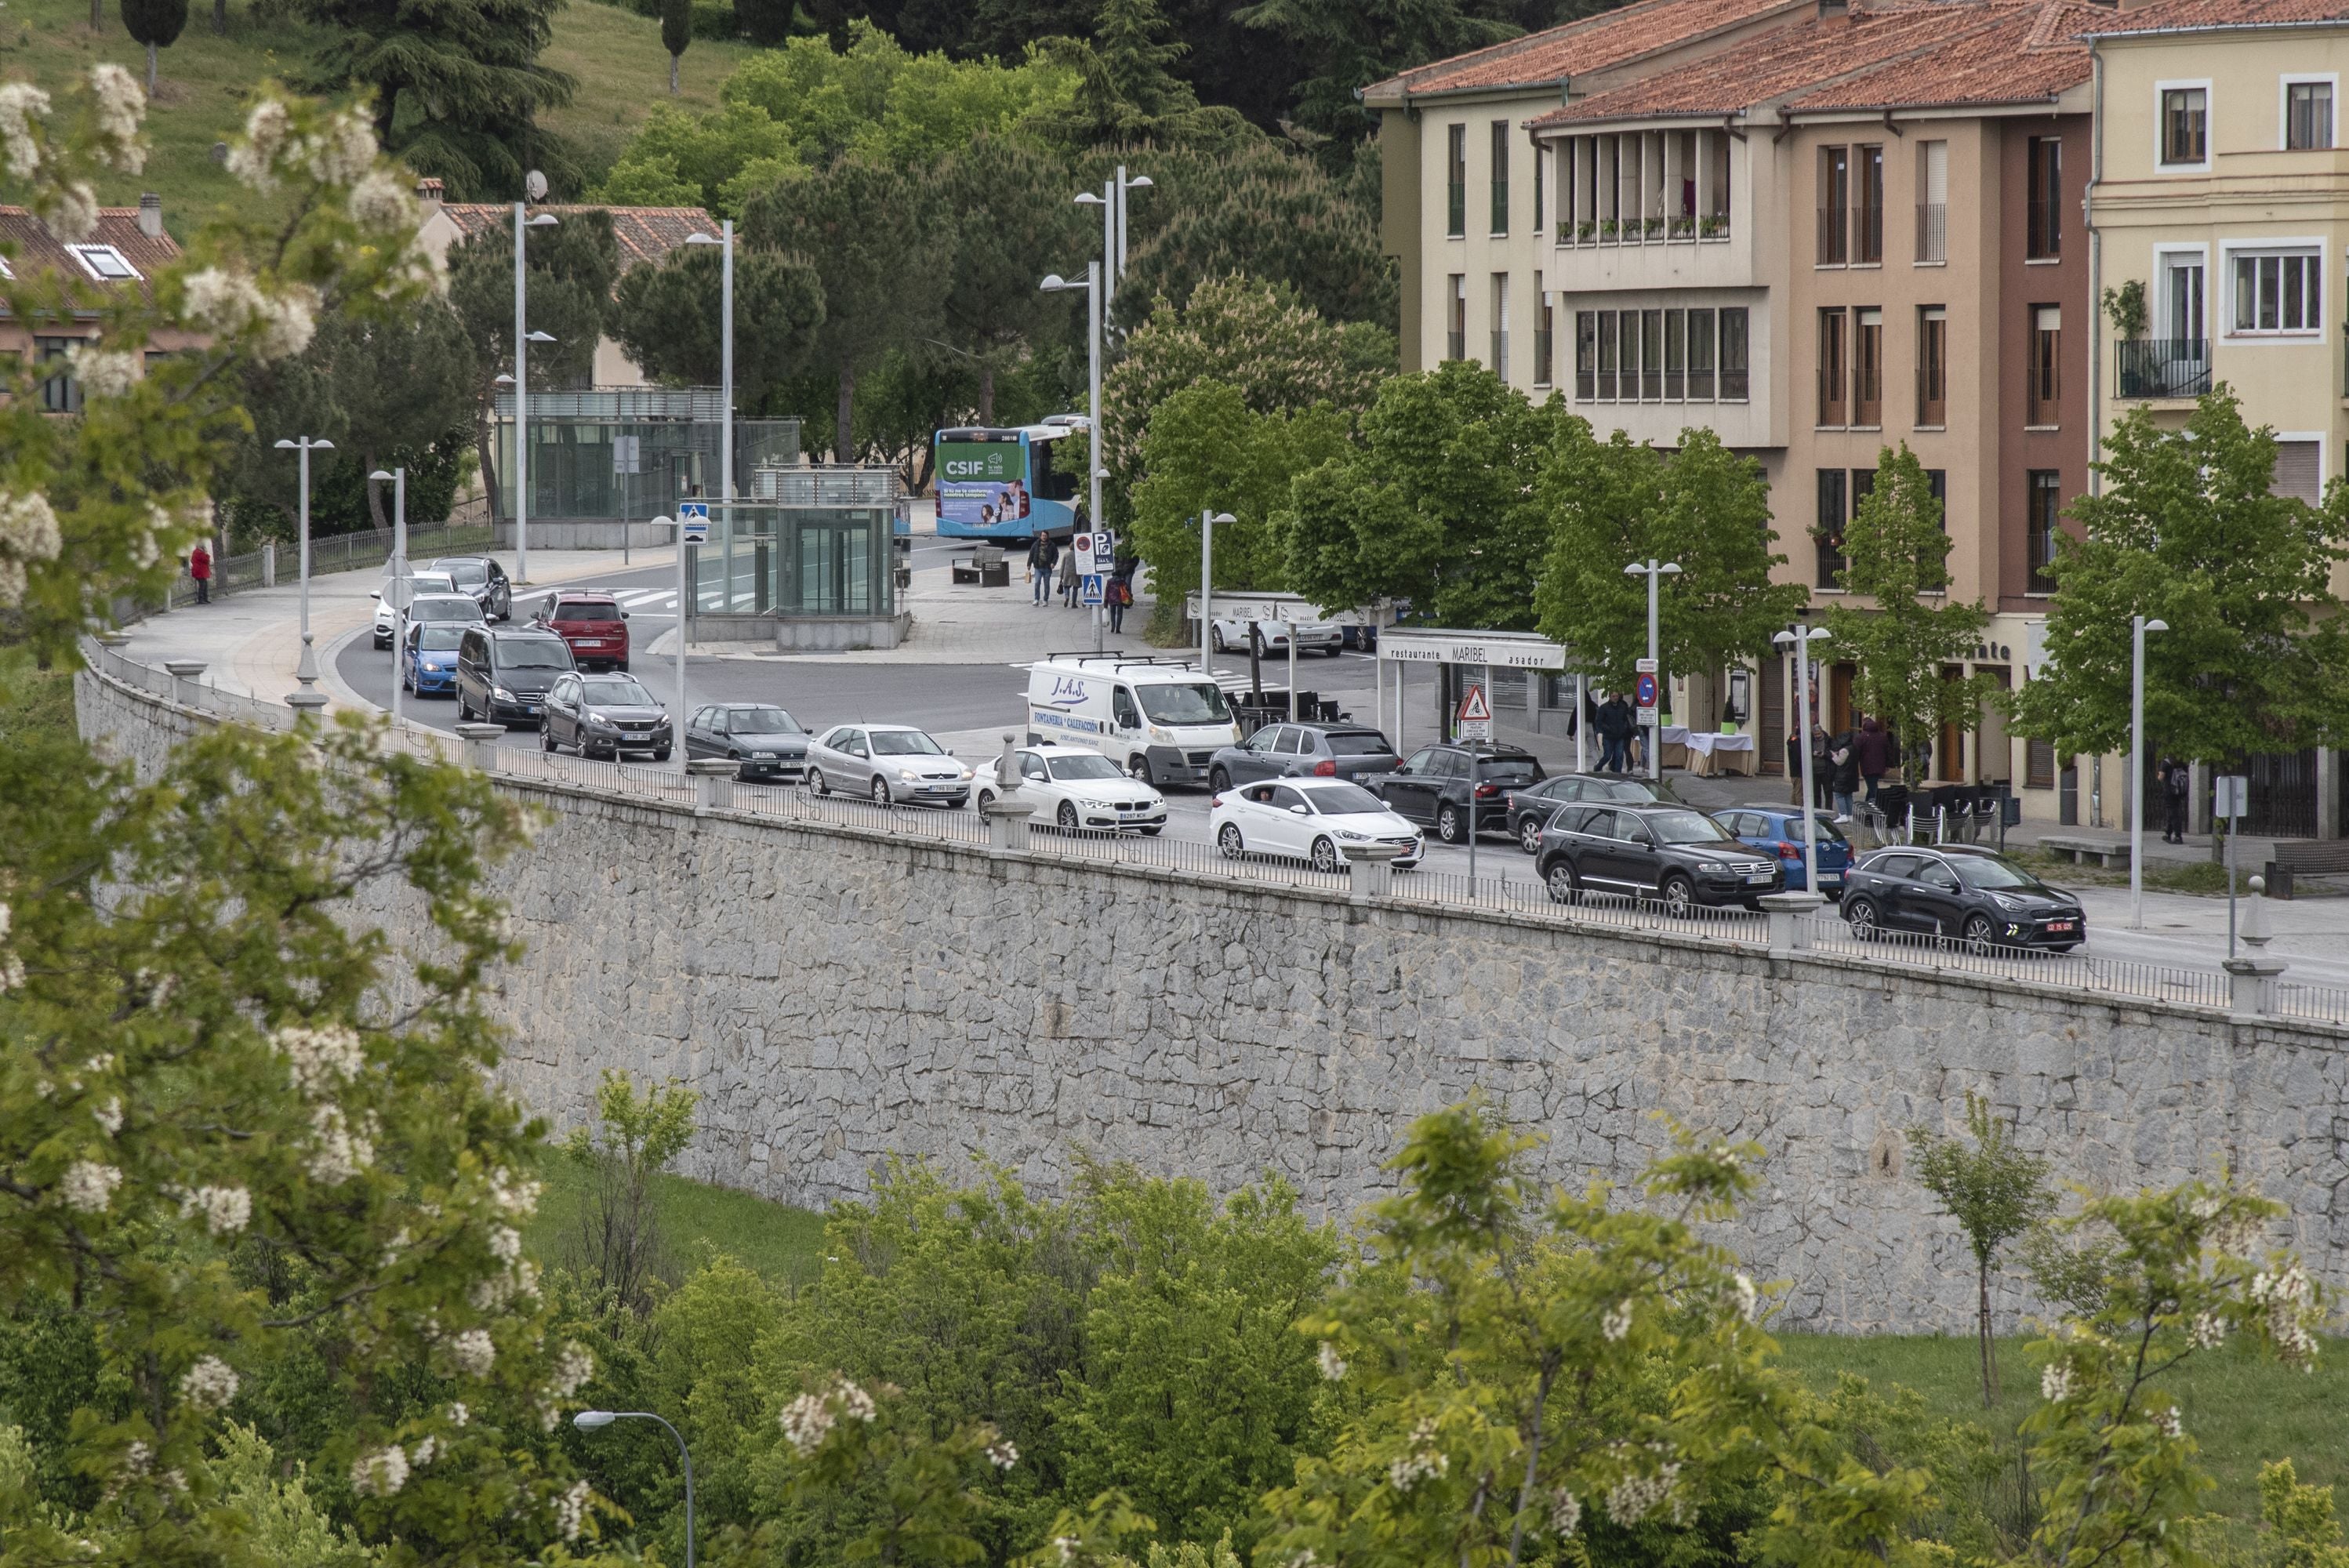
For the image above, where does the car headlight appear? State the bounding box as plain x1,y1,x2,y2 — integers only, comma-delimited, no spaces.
1335,829,1370,841
1697,861,1726,874
897,767,920,782
586,710,610,726
422,661,444,671
1149,725,1171,742
492,685,513,701
1991,892,2026,911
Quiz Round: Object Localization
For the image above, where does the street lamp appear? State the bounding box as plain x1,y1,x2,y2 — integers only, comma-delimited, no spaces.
574,1410,695,1566
1041,266,1103,637
2129,613,2170,929
369,467,406,730
273,435,334,710
685,223,735,751
511,201,560,586
1622,557,1683,781
1773,622,1835,896
1196,509,1236,674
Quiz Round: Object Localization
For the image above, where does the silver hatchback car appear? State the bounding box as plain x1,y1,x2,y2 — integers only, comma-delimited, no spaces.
807,723,975,807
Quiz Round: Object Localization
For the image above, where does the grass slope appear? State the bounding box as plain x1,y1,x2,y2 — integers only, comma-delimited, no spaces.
0,0,753,227
526,1153,832,1288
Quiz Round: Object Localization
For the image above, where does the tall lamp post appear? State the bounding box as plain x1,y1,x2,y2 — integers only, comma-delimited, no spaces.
1040,264,1102,621
575,1410,694,1567
273,435,334,707
2129,612,2169,929
369,466,406,729
1622,557,1682,782
1774,622,1835,895
1196,509,1234,675
685,221,735,720
511,196,560,586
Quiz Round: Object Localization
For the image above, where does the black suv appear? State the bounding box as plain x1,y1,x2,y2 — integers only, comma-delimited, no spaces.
1206,721,1400,790
1502,771,1681,854
453,626,575,726
1840,844,2086,950
1534,802,1783,915
1369,743,1545,844
426,556,513,620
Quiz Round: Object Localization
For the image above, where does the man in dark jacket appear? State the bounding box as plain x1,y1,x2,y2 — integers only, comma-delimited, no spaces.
2159,756,2190,843
1855,714,1893,804
1828,726,1861,817
1595,694,1634,772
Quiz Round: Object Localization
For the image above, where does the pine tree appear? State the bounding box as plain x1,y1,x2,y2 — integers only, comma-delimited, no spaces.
120,0,188,92
660,0,692,96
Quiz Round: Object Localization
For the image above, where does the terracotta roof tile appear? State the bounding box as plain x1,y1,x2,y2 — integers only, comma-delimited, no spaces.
1784,0,2100,110
0,205,182,308
434,203,715,273
2087,0,2349,33
1366,0,1806,98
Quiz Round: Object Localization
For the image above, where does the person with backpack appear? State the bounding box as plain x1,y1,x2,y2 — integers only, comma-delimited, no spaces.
2159,755,2191,844
1106,569,1132,633
1827,725,1861,817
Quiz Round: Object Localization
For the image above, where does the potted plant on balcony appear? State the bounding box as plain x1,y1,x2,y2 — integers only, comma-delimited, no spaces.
1644,215,1666,238
1598,217,1618,241
1671,216,1695,239
1577,219,1596,243
1700,214,1728,239
2102,280,2148,341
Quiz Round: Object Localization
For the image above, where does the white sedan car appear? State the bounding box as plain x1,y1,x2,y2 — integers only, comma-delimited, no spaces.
372,569,459,648
1211,777,1423,873
1207,616,1343,655
808,722,974,807
975,743,1168,834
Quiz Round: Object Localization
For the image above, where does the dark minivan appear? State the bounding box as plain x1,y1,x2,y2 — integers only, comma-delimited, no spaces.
1369,742,1545,844
453,626,575,726
1534,802,1783,915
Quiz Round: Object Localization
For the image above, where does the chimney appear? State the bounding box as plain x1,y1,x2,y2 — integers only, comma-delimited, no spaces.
136,192,163,239
415,176,445,217
1817,0,1850,19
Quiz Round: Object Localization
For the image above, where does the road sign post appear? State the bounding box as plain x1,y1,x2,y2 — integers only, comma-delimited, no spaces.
2217,773,2249,956
1454,681,1494,742
1634,656,1659,773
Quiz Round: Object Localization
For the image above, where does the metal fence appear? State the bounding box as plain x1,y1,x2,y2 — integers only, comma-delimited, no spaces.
1803,915,2233,1008
2277,982,2349,1028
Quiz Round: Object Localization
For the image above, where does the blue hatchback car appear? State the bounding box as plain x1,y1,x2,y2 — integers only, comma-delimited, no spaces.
1711,807,1853,895
402,622,464,698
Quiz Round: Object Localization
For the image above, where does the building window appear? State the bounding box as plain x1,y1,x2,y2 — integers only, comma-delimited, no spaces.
1818,145,1849,264
1490,121,1510,234
2287,79,2333,150
2026,470,2062,593
1490,272,1510,379
2271,438,2322,503
1596,310,1617,398
2161,85,2208,166
35,336,81,414
1856,144,1884,263
2027,736,2057,789
65,243,140,281
1570,307,1747,404
1640,308,1664,399
2028,305,2060,424
1816,469,1847,587
1534,275,1554,387
1926,468,1948,528
1664,308,1686,399
1534,145,1548,234
1916,140,1948,263
1447,274,1466,361
1577,310,1602,398
1688,306,1715,400
1720,307,1748,399
1447,125,1466,237
1854,307,1882,426
1918,306,1948,423
1817,307,1847,425
2230,250,2321,333
2027,136,2061,259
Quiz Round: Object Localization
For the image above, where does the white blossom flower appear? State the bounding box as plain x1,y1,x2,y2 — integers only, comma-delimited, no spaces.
300,111,376,185
514,1258,542,1301
162,1468,188,1494
0,492,63,561
446,1401,470,1427
348,168,416,230
489,1225,523,1264
410,1435,437,1468
1605,1461,1683,1525
1386,1418,1447,1493
0,82,50,180
0,558,24,610
555,1478,591,1541
2041,1363,2074,1403
550,1341,594,1399
350,1443,409,1497
274,1022,366,1097
122,1439,151,1476
305,1103,374,1184
2155,1406,2184,1439
449,1328,496,1378
47,180,98,241
88,64,143,146
258,285,319,361
489,1167,542,1219
780,1377,877,1454
1602,1300,1633,1343
1734,1273,1759,1322
180,1185,252,1236
1549,1487,1582,1537
93,1097,124,1136
60,1160,122,1214
1052,1538,1079,1564
986,1437,1018,1470
225,99,289,190
1317,1342,1347,1381
67,346,140,401
180,1356,240,1412
182,267,265,333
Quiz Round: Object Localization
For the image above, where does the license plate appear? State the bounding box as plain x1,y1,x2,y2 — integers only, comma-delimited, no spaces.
2046,920,2076,932
1745,872,1775,884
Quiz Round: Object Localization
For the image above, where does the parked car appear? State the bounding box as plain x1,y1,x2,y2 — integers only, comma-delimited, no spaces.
1534,803,1784,915
540,671,672,761
454,626,575,727
1713,808,1854,895
532,592,630,671
1208,617,1342,655
1839,844,2086,950
401,621,464,697
684,704,811,782
1205,721,1400,790
1211,778,1423,873
371,569,458,648
1367,742,1545,844
974,742,1169,834
1503,771,1682,853
808,723,974,807
426,556,513,620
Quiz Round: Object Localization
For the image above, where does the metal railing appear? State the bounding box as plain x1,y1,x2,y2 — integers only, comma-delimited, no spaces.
1915,202,1947,263
2276,982,2349,1027
1803,916,2234,1008
2115,339,2210,400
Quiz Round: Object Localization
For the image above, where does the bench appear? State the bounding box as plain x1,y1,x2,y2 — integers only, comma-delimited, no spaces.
2264,839,2349,899
2039,835,2131,869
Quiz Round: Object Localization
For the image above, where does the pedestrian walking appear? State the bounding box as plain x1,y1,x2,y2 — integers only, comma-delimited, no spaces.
1810,722,1833,809
1060,535,1079,607
1106,572,1131,634
1855,714,1891,804
2160,755,2190,844
190,542,212,604
1028,533,1055,606
1595,692,1634,772
1828,724,1860,818
1785,728,1806,805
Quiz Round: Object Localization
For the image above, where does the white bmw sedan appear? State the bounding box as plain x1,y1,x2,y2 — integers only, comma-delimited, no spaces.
975,743,1168,834
1210,777,1423,873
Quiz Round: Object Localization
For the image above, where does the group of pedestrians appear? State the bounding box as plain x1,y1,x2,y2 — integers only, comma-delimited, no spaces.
1585,690,1643,773
1786,713,1895,817
1024,521,1137,633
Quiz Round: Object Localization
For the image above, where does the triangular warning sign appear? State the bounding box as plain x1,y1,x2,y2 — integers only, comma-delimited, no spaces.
1456,684,1492,723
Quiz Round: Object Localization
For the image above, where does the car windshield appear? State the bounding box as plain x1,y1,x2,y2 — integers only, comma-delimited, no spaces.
1325,731,1392,756
1475,756,1541,784
1647,809,1734,844
410,597,481,619
413,626,464,651
579,677,655,706
499,640,572,669
1137,682,1233,724
1798,812,1850,842
1308,783,1389,815
434,561,487,586
871,730,946,757
1047,753,1124,781
727,709,801,735
554,600,619,622
1949,855,2050,892
407,574,455,594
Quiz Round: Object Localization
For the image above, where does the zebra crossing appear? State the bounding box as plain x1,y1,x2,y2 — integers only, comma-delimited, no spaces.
583,587,680,612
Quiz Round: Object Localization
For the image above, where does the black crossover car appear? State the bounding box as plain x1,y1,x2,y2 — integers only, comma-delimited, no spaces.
1534,802,1784,914
541,671,673,761
1368,742,1545,844
425,556,513,621
1502,771,1681,853
1839,844,2086,950
685,702,810,781
1206,721,1400,790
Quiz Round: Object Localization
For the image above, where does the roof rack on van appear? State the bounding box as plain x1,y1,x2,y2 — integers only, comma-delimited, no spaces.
1043,652,1202,666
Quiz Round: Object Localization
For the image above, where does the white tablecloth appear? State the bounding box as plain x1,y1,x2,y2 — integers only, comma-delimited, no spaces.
1659,728,1757,776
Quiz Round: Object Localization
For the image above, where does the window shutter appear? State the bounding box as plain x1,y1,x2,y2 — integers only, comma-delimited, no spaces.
2271,439,2322,503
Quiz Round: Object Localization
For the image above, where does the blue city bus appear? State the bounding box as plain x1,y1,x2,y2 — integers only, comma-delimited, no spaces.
933,420,1085,542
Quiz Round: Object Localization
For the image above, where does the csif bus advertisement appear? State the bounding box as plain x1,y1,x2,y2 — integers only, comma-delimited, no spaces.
936,438,1033,535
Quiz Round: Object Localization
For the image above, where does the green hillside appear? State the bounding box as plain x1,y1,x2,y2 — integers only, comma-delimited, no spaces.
0,0,755,228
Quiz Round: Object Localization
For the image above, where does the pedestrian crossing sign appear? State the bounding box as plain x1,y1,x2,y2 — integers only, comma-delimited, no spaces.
1456,682,1493,741
677,501,709,544
1080,573,1106,607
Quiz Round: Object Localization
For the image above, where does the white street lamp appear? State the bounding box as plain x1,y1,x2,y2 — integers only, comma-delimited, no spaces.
511,200,559,586
1774,623,1835,896
574,1410,695,1566
1622,557,1683,781
2129,612,2169,928
273,435,334,710
1041,266,1104,642
1114,169,1152,285
369,467,406,731
686,223,735,759
1197,509,1235,677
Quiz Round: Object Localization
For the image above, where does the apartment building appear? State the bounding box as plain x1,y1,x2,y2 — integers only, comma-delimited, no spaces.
2089,0,2349,839
0,196,201,412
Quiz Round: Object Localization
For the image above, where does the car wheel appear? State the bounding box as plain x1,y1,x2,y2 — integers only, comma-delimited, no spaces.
1309,837,1339,874
540,726,555,753
1211,625,1228,652
617,659,630,673
1545,861,1581,905
1435,804,1465,844
1209,766,1231,791
870,776,891,807
1218,822,1245,858
1129,754,1155,786
975,790,993,812
811,767,829,795
1057,801,1080,833
1845,895,1882,940
1659,873,1696,919
1962,913,1999,953
1518,818,1543,855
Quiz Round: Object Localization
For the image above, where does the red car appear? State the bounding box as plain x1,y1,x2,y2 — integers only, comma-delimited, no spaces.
532,593,630,671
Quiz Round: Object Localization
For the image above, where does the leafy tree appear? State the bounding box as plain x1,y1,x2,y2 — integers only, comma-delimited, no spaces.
562,1069,700,1314
1232,0,1520,152
1127,380,1348,608
120,0,188,93
1534,423,1806,695
1907,1094,2057,1407
742,154,945,460
2006,390,2349,770
734,0,794,45
661,0,692,95
609,242,827,414
1823,442,1992,778
1033,0,1254,148
298,0,576,199
932,133,1091,423
595,100,802,215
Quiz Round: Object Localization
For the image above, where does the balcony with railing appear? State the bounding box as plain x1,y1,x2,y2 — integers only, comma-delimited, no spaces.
2114,339,2210,400
1817,205,1848,266
1916,204,1947,263
1855,203,1884,264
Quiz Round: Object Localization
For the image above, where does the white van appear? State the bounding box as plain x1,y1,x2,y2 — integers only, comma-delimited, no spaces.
1024,655,1241,789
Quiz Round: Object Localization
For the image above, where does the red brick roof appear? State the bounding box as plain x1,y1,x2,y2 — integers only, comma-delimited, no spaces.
1363,0,1809,100
1785,0,2102,110
434,204,715,273
0,205,181,310
2087,0,2349,33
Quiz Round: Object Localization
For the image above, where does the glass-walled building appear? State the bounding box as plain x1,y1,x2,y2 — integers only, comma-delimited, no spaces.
490,388,801,521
